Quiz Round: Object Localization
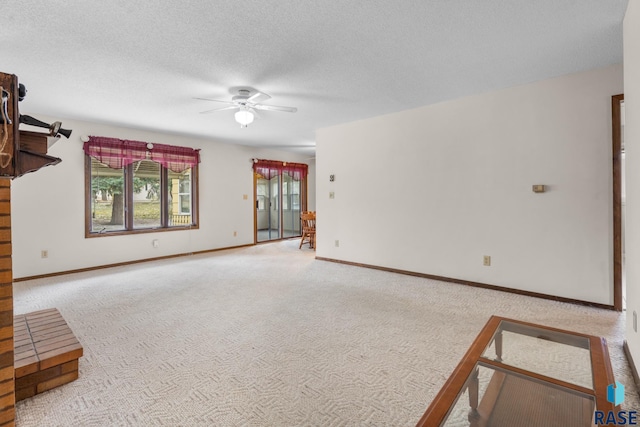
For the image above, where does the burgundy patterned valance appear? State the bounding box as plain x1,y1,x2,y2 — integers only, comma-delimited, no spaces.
83,136,200,173
253,159,308,181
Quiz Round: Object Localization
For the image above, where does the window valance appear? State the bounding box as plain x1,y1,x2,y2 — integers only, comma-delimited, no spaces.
253,159,308,181
83,136,200,173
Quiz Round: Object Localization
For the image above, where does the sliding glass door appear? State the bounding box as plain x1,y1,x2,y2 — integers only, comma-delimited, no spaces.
253,160,307,243
256,171,280,242
283,173,301,238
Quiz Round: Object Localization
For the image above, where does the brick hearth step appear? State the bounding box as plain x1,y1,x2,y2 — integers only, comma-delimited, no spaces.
14,308,83,401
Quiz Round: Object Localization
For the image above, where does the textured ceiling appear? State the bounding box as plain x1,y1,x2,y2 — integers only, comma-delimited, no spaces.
0,0,629,157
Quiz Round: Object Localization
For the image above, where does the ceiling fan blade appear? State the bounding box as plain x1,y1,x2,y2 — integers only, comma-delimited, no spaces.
199,105,239,114
194,97,236,105
253,104,297,113
246,92,271,103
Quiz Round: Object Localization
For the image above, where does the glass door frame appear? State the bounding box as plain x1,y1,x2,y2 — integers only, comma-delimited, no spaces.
254,170,307,243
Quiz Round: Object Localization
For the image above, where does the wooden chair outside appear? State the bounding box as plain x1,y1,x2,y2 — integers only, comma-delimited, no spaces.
299,211,316,249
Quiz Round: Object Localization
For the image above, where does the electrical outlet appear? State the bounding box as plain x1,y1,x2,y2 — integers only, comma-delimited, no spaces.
41,250,48,259
483,255,491,266
335,240,340,247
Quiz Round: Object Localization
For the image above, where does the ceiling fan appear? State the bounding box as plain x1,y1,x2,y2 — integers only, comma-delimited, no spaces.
196,89,297,128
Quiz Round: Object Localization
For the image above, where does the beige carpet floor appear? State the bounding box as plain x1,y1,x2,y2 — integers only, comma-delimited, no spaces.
12,240,640,426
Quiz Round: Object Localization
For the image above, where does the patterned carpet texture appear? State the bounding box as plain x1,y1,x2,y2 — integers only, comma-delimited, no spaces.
12,240,640,426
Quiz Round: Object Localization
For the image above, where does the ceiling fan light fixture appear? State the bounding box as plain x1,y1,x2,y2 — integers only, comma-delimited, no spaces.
197,88,296,128
235,109,254,127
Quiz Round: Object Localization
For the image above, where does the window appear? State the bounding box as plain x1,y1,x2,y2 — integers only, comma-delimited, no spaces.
85,137,200,236
90,158,126,232
169,168,193,225
133,160,161,229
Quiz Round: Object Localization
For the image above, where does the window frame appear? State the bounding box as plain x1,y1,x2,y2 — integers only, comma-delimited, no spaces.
84,155,199,237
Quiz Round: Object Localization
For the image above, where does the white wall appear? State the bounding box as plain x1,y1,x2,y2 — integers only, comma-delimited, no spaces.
307,158,316,212
317,64,622,305
11,116,314,278
624,0,640,372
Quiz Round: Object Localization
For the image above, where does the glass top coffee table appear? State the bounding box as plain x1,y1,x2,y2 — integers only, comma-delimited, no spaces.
416,316,617,427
